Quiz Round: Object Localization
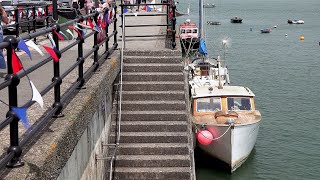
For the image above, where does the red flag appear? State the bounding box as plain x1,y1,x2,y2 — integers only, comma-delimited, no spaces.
43,46,59,62
48,6,53,13
12,49,23,74
142,6,147,11
53,30,64,40
87,18,94,29
68,26,82,38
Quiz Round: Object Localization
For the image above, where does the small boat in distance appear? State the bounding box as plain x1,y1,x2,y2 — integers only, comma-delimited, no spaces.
207,21,221,25
260,28,272,33
231,16,243,23
204,3,216,8
288,19,304,24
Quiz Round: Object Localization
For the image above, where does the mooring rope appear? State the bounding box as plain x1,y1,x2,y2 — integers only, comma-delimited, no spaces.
194,122,233,141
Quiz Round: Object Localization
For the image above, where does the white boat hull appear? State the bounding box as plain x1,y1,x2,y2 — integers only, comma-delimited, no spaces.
196,121,260,172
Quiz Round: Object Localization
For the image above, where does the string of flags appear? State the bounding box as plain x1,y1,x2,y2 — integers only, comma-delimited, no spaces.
0,10,113,129
123,5,153,14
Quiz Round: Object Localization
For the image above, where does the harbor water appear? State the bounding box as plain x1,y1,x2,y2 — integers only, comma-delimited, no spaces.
177,0,320,179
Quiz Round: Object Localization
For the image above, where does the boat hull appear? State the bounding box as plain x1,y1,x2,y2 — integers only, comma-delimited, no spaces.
195,121,260,172
180,38,200,55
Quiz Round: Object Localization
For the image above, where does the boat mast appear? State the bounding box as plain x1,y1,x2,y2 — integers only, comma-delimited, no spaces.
199,0,204,38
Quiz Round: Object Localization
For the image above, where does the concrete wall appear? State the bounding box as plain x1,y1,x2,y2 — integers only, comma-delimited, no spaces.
3,54,120,180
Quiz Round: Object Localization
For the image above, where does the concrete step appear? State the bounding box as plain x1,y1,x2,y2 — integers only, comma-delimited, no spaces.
112,143,189,155
122,91,185,101
114,155,190,167
124,56,182,64
112,167,191,180
112,121,188,132
121,101,185,111
122,81,184,91
122,72,184,82
124,64,183,73
110,132,189,143
120,111,187,121
123,50,182,57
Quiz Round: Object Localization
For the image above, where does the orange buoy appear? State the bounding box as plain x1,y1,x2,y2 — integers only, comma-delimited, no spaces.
300,36,305,40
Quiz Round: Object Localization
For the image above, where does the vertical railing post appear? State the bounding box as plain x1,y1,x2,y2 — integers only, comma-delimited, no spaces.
77,16,85,88
4,36,24,168
45,5,50,28
171,2,176,49
93,11,99,71
32,7,37,42
27,8,31,37
14,8,19,38
105,9,109,55
113,6,118,49
52,0,63,117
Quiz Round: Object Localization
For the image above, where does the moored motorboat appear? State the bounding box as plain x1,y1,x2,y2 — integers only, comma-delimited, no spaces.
190,83,262,172
231,16,243,23
288,19,304,24
179,19,200,55
207,21,221,25
260,28,271,33
204,3,215,8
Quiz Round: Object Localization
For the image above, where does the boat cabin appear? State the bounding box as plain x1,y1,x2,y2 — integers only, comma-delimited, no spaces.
191,86,256,116
179,19,199,39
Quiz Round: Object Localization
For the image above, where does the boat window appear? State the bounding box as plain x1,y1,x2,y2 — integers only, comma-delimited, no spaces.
193,29,198,33
227,97,251,111
181,29,185,33
196,97,221,112
186,29,192,33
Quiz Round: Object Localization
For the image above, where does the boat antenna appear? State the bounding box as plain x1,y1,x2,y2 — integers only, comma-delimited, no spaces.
217,56,223,89
222,39,227,61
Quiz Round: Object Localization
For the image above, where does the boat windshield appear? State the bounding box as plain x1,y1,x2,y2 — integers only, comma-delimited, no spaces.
227,97,251,111
186,29,192,33
192,29,198,33
181,29,185,33
196,97,221,112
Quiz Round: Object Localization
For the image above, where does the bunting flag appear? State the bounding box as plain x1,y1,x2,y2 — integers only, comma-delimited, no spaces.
66,29,75,40
157,8,162,12
43,46,59,62
30,80,44,109
53,30,64,40
87,18,94,29
146,6,152,12
94,24,100,32
77,23,91,29
26,40,44,56
75,25,86,37
12,49,23,74
12,107,30,129
17,39,32,60
68,26,83,39
59,31,69,40
123,8,128,13
47,34,56,48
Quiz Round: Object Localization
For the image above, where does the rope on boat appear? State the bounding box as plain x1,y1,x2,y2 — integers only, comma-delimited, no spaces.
194,123,233,141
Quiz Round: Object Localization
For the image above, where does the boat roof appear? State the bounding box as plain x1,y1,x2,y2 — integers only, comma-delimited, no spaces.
180,24,197,28
191,85,255,98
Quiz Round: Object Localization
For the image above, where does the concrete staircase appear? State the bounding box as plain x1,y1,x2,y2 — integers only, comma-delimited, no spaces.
108,50,193,180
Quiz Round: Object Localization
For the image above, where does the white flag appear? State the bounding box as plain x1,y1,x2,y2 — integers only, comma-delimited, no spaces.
25,40,44,56
30,81,44,109
133,12,138,17
47,34,56,47
66,29,74,40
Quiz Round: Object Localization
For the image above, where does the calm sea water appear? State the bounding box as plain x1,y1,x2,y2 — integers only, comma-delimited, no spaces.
177,0,320,179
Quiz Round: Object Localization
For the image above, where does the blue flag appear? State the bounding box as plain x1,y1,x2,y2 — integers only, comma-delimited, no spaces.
17,39,32,60
123,8,128,13
12,107,30,129
199,38,208,56
147,6,152,12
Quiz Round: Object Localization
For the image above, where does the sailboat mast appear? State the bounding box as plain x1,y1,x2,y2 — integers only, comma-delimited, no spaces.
199,0,204,38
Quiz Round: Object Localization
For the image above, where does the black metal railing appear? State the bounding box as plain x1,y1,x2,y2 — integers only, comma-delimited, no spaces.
0,4,118,170
3,3,54,42
119,0,176,49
